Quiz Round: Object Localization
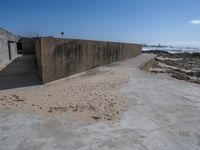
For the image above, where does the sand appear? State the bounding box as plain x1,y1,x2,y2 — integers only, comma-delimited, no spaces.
0,66,131,123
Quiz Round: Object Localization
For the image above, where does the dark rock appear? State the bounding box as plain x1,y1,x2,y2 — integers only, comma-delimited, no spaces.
48,109,53,113
92,116,101,121
191,53,200,58
142,50,169,54
171,73,190,81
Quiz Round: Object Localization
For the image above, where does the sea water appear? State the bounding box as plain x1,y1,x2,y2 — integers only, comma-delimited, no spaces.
142,46,200,53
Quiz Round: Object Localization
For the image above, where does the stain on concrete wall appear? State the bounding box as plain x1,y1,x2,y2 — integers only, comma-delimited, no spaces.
36,37,142,83
35,38,42,78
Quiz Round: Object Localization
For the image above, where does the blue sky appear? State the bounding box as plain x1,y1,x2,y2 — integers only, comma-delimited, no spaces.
1,0,200,47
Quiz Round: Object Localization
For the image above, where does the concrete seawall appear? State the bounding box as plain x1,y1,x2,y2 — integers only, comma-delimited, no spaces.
36,37,142,83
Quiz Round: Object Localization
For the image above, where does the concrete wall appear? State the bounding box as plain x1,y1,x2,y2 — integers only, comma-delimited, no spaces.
19,37,36,54
9,42,18,59
0,28,18,66
36,37,142,83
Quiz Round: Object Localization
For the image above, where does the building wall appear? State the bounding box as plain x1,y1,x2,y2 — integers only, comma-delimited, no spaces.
36,37,142,83
9,42,18,60
20,38,36,54
0,30,9,65
35,38,42,79
0,28,18,66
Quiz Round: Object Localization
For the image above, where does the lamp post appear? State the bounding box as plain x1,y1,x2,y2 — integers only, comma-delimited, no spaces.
61,32,64,38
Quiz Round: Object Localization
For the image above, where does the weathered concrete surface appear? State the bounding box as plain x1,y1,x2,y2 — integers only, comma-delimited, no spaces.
35,37,142,83
19,37,36,54
0,54,200,150
0,55,41,90
0,28,18,66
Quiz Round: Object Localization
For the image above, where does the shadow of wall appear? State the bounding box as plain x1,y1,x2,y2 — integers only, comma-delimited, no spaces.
0,55,41,90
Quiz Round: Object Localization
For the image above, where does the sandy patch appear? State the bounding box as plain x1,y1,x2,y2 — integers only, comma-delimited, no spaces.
0,66,131,123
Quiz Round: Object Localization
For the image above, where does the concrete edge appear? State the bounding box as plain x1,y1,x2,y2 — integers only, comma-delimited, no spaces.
140,55,156,71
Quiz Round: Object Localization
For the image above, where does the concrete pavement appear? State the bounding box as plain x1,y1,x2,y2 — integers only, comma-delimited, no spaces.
0,54,200,150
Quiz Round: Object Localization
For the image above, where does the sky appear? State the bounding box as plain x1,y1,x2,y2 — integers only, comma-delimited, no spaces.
1,0,200,47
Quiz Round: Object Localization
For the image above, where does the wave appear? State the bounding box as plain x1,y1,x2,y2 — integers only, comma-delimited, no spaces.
142,46,200,53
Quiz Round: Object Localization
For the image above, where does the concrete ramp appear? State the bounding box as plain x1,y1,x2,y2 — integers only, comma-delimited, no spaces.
0,55,41,90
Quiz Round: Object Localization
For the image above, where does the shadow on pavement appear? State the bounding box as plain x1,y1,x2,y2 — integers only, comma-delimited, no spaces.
0,55,42,90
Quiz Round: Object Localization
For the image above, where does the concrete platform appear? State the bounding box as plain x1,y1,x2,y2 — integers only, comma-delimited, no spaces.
0,54,200,150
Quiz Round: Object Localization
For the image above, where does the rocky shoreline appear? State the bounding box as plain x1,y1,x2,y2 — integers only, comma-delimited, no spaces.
143,50,200,84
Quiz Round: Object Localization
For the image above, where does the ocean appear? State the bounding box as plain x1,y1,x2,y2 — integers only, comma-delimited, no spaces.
142,46,200,53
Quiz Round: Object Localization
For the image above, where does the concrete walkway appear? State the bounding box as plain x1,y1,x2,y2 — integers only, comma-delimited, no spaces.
0,54,200,150
0,55,41,90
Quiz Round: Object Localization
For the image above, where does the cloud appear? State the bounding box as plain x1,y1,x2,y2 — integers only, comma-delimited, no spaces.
189,20,200,25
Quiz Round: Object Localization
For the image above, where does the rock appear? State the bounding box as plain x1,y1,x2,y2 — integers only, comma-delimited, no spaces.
171,73,190,81
142,50,169,54
149,52,200,84
92,116,101,121
189,79,200,84
191,53,200,58
48,109,52,113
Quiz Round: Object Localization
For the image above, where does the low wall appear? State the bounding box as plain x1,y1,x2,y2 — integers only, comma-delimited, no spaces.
36,37,142,83
0,28,18,66
140,56,155,71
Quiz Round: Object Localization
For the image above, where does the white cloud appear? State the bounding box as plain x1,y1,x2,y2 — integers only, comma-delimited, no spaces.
189,20,200,25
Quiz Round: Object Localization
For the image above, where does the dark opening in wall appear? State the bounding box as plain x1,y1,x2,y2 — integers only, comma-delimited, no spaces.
19,38,36,54
8,41,18,60
17,41,22,54
7,41,11,60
